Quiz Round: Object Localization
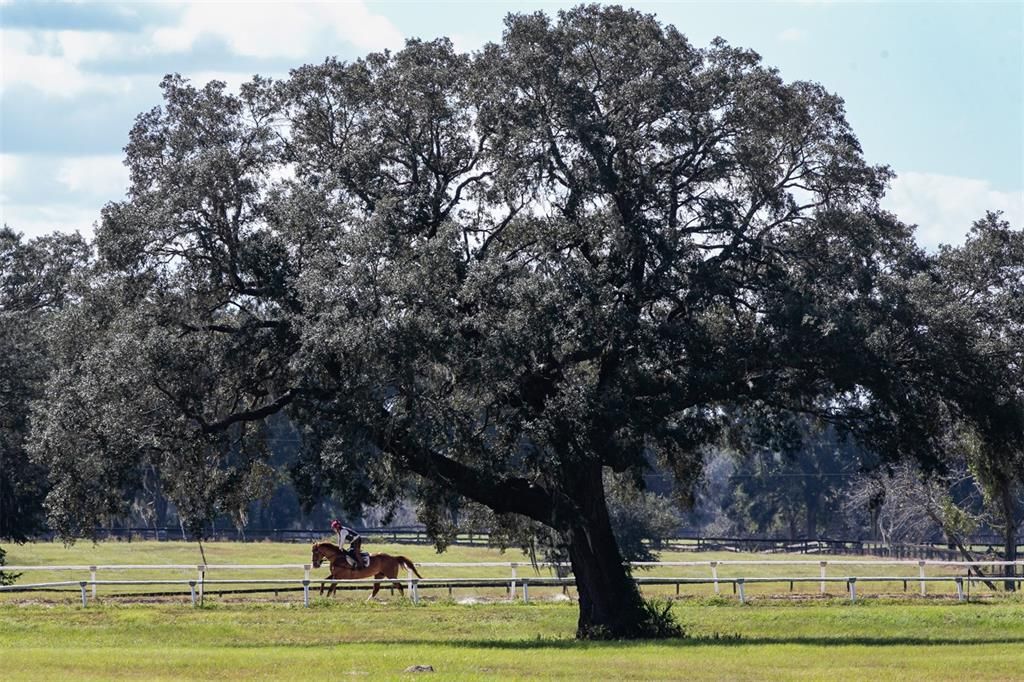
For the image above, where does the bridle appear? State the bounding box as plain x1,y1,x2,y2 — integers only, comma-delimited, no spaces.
311,543,325,568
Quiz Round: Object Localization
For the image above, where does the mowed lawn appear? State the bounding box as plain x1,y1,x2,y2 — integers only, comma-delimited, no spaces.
3,541,1024,680
2,600,1023,680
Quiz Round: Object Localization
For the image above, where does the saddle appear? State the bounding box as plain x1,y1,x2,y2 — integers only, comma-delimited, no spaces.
341,551,371,569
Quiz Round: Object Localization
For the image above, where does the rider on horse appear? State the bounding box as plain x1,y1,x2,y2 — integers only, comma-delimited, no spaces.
331,519,365,568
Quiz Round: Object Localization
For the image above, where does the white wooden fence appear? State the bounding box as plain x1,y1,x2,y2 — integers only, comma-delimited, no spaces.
3,559,1021,607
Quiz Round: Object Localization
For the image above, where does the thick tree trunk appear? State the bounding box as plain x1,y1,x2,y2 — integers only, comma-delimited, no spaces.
567,519,650,639
385,429,677,638
564,465,671,639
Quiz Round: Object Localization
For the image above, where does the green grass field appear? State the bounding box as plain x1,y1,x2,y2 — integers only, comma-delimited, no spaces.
3,541,1022,680
2,600,1023,680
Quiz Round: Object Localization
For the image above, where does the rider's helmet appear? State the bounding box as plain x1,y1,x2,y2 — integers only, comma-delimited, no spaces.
330,519,342,532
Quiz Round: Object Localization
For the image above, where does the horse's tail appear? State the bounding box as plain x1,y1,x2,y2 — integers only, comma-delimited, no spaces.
397,556,423,579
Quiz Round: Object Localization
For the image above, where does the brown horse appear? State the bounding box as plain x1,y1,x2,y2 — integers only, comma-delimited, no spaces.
311,542,423,599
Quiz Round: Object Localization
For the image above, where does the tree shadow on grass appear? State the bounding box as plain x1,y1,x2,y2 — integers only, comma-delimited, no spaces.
356,636,1024,651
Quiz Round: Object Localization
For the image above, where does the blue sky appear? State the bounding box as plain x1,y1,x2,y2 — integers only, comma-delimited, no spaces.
1,1,1021,249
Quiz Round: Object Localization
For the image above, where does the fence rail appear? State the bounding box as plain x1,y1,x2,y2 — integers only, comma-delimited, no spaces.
39,527,1021,560
4,559,1021,603
3,574,1021,608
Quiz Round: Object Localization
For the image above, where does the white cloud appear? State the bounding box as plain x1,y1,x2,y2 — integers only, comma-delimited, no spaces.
153,1,404,58
1,29,101,96
2,2,404,98
778,28,805,43
0,154,20,202
1,154,124,238
0,202,100,240
56,155,129,196
449,32,487,55
882,171,1024,250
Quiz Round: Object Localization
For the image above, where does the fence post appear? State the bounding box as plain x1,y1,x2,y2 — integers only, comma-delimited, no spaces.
407,566,413,593
80,581,88,607
736,579,745,604
189,580,197,606
955,577,964,602
198,565,205,603
510,563,518,600
89,566,97,600
303,564,311,582
411,578,419,604
522,579,530,603
918,560,926,596
848,577,856,603
819,561,827,595
711,561,720,595
303,579,310,608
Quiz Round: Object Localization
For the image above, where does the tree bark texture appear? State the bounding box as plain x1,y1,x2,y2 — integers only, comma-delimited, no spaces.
564,464,654,639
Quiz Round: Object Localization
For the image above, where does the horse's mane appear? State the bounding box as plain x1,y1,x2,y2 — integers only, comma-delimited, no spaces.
315,541,342,551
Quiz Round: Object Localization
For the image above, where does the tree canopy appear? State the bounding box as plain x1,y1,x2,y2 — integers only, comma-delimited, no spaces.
1,227,89,541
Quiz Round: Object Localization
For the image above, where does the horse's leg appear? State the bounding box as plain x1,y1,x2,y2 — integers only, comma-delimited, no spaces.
368,572,382,602
387,561,403,593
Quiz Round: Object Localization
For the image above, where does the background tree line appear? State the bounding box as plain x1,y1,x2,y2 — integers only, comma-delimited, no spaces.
1,5,1021,637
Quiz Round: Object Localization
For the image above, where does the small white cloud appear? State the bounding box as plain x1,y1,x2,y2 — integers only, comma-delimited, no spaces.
882,171,1024,250
0,202,100,240
56,155,129,197
0,154,22,215
778,28,805,43
1,28,134,96
1,154,119,238
449,32,486,55
0,154,20,198
2,29,90,95
153,1,404,59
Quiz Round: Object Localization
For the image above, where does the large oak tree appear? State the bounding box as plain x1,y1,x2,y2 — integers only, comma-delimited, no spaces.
30,7,972,637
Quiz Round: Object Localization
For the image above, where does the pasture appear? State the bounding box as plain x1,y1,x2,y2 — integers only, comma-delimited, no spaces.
2,541,1023,679
2,599,1023,680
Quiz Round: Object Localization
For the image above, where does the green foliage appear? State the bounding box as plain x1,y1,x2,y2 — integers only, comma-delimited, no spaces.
937,494,980,541
0,545,19,585
605,472,680,562
1,227,89,541
922,213,1024,576
637,598,685,639
720,419,874,538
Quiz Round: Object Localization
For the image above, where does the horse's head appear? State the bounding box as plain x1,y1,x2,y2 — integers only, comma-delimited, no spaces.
311,543,324,568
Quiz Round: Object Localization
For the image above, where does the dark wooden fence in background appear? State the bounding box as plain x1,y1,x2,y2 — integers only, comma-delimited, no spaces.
35,526,1020,561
